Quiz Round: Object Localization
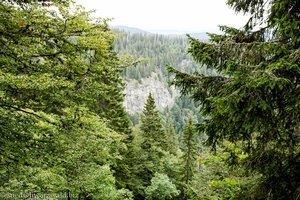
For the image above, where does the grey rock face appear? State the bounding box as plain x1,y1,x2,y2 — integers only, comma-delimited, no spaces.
123,73,178,114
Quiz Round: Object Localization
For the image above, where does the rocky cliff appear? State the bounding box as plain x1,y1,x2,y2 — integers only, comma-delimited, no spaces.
123,73,179,114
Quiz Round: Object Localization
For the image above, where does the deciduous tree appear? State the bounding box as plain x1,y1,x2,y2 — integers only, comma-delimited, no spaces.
0,0,132,198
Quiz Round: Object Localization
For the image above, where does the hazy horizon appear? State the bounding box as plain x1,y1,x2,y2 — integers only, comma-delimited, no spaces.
75,0,249,33
111,25,215,35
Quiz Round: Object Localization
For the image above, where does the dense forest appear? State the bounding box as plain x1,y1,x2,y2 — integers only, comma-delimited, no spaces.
0,0,299,200
114,31,208,132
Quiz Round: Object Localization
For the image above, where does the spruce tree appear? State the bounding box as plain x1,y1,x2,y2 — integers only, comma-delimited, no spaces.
165,118,179,155
140,93,165,150
168,0,300,198
180,115,198,199
132,93,166,197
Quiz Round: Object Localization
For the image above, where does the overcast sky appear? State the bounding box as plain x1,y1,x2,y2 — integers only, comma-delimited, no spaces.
75,0,249,33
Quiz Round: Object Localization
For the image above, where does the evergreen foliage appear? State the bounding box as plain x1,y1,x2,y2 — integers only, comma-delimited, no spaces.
179,115,198,199
164,118,180,155
127,94,182,199
162,95,202,133
135,93,166,189
115,31,205,132
115,32,196,80
168,0,300,198
3,0,299,199
141,93,166,149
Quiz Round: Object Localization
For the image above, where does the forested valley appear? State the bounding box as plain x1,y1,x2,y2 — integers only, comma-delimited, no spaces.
0,0,299,200
114,29,209,132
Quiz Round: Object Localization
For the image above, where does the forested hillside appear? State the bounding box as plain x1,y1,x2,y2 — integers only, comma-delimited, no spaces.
114,31,210,131
0,0,299,200
115,29,209,81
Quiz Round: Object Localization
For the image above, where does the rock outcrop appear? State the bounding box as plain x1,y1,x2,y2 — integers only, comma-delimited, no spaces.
123,73,178,114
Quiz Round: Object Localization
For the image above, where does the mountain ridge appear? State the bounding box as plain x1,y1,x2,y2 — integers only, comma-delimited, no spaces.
112,25,209,40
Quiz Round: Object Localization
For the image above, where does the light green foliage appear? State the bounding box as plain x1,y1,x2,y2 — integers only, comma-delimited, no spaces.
145,173,180,200
71,165,133,200
1,167,66,197
0,0,132,198
0,108,132,199
189,142,256,200
2,165,133,200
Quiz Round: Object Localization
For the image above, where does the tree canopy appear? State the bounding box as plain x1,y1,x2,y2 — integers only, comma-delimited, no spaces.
168,0,300,199
0,0,132,198
2,0,299,199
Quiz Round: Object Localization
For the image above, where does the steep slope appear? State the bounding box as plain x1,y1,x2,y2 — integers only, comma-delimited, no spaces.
114,27,209,130
124,72,179,114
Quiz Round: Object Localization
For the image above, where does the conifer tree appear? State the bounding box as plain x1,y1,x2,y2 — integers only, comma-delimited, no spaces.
168,0,300,198
131,93,167,198
180,115,198,199
165,118,179,155
140,93,165,149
